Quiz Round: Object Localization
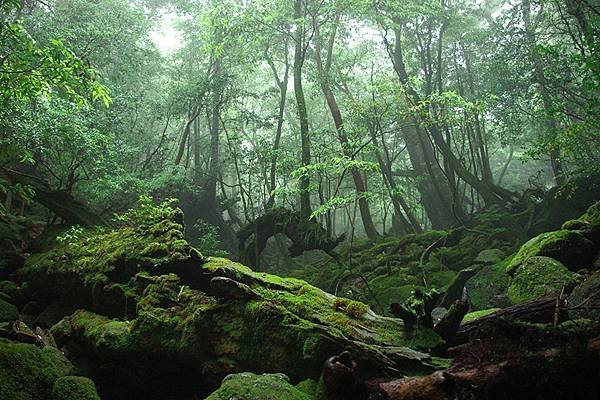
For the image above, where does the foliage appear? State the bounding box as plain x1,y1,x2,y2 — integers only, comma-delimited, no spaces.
190,220,228,257
56,225,85,244
114,196,179,226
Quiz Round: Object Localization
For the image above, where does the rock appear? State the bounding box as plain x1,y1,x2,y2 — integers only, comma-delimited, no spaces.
0,320,38,344
0,337,75,400
508,256,578,304
0,298,18,323
18,206,445,399
507,230,597,273
431,307,448,324
51,376,100,400
49,318,73,343
0,280,22,305
34,302,77,329
205,372,310,400
474,249,505,265
568,270,600,320
19,208,205,319
465,262,510,310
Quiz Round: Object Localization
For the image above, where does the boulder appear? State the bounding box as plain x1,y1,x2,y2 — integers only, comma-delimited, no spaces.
474,249,505,266
0,337,76,400
568,270,600,320
508,256,579,304
507,230,597,273
465,262,511,310
205,372,310,400
20,207,444,399
52,376,100,400
0,298,18,323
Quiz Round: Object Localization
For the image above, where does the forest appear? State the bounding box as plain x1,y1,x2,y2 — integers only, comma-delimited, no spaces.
1,0,599,399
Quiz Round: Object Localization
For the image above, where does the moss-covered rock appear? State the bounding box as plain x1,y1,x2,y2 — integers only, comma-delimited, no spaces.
0,338,75,400
0,280,22,304
508,256,579,304
474,249,505,266
19,203,449,399
567,271,600,320
19,207,204,318
465,260,511,310
51,376,100,400
507,230,597,273
205,372,310,400
0,298,18,322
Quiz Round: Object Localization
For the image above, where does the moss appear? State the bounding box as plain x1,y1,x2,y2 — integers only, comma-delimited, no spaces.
568,270,600,320
0,338,74,400
465,259,511,310
0,298,19,322
205,372,310,400
561,219,589,231
428,270,457,290
508,256,579,304
507,230,596,274
332,297,370,318
462,308,500,323
20,212,203,300
295,378,318,397
69,310,131,352
51,376,100,400
0,281,21,303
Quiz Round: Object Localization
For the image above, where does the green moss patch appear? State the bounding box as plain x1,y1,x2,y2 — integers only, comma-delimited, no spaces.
508,256,579,304
462,308,500,323
52,376,100,400
205,372,310,400
0,338,74,400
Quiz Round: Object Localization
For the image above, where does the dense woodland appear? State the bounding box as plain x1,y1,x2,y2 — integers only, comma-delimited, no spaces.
1,0,600,399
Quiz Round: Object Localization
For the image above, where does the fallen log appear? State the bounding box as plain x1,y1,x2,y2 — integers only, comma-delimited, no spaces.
434,299,469,342
453,296,565,345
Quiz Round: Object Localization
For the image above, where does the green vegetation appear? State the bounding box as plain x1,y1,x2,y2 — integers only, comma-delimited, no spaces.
205,373,310,400
51,376,100,400
508,256,579,304
0,338,74,400
462,308,500,323
1,0,599,398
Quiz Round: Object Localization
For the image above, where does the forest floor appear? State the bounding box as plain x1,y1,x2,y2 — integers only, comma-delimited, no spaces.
1,199,600,400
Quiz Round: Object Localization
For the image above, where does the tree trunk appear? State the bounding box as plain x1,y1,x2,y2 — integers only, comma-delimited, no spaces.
312,12,378,240
523,0,566,186
206,55,223,208
265,39,290,208
293,0,312,219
